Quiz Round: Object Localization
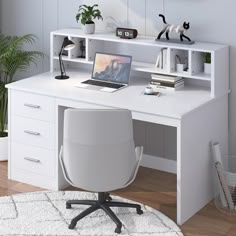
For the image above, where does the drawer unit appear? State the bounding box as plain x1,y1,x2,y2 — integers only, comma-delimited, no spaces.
11,116,55,149
11,142,55,178
11,90,55,122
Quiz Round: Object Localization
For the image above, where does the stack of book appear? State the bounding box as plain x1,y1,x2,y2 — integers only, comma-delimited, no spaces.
150,74,184,91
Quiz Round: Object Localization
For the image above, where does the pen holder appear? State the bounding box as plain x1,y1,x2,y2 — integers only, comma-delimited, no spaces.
176,63,187,73
175,55,188,73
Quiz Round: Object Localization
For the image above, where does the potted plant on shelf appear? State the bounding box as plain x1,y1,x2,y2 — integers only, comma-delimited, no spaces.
203,52,211,74
76,4,103,34
0,34,43,161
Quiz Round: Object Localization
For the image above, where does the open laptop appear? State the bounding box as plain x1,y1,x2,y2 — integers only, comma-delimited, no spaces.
76,52,132,93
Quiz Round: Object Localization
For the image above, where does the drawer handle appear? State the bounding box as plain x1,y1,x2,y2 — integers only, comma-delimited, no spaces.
24,103,41,109
24,157,40,163
24,130,41,136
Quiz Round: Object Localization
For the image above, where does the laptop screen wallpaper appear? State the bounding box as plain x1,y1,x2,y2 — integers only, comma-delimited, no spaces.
92,53,132,84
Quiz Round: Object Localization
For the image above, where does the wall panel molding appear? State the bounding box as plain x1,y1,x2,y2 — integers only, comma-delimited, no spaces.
81,0,128,32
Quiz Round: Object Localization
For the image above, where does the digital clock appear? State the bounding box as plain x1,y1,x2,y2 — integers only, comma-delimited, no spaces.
116,28,138,39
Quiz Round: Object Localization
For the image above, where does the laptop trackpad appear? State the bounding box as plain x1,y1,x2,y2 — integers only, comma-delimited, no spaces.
100,87,116,92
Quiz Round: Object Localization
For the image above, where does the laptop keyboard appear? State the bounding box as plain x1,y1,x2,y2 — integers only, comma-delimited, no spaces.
82,80,125,89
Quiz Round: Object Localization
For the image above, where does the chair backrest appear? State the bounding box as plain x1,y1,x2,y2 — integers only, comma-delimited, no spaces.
63,109,137,192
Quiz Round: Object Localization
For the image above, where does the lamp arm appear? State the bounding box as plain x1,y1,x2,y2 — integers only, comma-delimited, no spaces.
61,57,67,76
58,46,65,77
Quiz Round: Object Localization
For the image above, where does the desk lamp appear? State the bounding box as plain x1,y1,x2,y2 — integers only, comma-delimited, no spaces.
55,37,75,80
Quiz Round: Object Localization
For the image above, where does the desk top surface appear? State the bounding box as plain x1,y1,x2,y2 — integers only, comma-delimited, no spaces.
7,70,215,119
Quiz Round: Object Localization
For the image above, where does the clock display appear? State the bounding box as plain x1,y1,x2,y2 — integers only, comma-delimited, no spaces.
116,28,138,39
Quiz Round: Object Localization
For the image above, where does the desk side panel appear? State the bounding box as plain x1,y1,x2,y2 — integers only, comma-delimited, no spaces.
177,95,228,225
212,47,229,98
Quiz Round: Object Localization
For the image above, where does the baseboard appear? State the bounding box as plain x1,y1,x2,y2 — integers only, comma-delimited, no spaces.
141,154,177,174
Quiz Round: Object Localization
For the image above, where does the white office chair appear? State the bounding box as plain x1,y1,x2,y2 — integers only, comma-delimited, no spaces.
59,109,144,234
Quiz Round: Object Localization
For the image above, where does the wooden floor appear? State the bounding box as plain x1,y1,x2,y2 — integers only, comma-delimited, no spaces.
0,161,236,236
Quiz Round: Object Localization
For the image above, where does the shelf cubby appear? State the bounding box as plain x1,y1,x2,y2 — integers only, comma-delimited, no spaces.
190,51,212,81
170,49,190,76
52,34,69,59
87,39,105,62
69,37,86,60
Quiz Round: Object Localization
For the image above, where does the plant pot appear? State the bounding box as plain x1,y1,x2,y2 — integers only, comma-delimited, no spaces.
0,136,8,161
84,23,95,34
176,63,187,73
204,63,211,74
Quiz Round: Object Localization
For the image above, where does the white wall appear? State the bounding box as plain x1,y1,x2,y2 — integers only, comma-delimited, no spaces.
1,0,236,156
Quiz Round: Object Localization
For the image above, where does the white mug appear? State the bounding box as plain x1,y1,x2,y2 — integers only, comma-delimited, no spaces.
145,86,154,94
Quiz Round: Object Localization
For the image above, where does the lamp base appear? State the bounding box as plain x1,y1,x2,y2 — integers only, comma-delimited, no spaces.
55,75,69,80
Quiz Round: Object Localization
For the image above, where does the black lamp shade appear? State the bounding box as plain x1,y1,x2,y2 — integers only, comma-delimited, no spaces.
62,37,75,51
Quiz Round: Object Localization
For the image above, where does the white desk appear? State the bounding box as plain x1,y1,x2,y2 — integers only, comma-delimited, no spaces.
7,70,228,225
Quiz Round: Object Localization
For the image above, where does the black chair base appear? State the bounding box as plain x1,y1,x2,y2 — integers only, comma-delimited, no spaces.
66,192,143,234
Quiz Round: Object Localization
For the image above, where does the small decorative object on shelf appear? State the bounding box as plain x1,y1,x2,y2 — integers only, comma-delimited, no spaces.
175,55,188,73
203,52,211,74
156,14,194,45
116,28,138,39
79,39,86,58
76,4,103,34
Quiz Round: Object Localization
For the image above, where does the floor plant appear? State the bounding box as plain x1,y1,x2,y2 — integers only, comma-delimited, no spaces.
0,34,43,138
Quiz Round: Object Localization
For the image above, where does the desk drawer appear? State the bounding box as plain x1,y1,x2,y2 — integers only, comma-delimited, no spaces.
11,116,55,149
11,90,55,122
11,142,55,178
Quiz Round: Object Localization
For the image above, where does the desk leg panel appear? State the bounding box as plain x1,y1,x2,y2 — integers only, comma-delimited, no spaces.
177,96,228,225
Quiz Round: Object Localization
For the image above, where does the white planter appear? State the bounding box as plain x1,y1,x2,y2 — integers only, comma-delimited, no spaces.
84,23,95,34
176,63,187,73
204,63,211,74
0,136,8,161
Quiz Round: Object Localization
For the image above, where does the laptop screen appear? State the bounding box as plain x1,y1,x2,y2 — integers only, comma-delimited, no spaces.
92,53,132,84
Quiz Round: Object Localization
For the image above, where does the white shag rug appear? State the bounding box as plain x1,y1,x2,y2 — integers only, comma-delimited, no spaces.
0,191,183,236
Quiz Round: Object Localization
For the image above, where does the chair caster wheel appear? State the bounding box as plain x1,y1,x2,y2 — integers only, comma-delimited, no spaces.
107,196,112,202
66,204,71,209
115,227,121,234
137,209,143,215
105,193,112,202
68,223,76,230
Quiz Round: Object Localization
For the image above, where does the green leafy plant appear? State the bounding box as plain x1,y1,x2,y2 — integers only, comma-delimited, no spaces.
0,34,44,137
203,52,211,64
76,4,103,25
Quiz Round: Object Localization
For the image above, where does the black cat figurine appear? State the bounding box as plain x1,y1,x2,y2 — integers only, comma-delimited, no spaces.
157,14,191,42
